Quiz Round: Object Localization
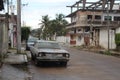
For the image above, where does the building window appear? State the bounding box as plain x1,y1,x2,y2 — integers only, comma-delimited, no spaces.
71,28,76,33
71,15,77,22
87,15,92,19
95,15,101,20
114,16,120,21
78,29,81,32
104,16,112,21
85,27,90,32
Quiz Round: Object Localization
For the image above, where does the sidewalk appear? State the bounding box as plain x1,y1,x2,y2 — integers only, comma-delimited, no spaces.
0,48,31,80
74,46,120,58
4,53,28,64
4,48,28,64
0,64,30,80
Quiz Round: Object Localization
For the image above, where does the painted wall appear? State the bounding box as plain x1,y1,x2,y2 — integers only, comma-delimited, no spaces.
99,28,116,49
56,36,70,44
76,35,84,46
0,22,8,55
9,23,14,48
116,27,120,33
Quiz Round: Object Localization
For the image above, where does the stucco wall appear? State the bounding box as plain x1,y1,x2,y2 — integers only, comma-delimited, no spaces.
56,36,70,44
116,27,120,33
102,13,120,21
0,22,8,55
76,35,84,46
100,28,116,49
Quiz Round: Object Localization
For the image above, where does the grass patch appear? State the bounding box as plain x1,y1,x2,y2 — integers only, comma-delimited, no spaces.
103,50,112,55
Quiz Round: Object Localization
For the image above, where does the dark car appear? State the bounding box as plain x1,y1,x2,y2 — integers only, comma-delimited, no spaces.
30,40,70,66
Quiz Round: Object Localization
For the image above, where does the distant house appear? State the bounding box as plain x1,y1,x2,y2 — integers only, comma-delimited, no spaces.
66,0,120,49
9,13,17,48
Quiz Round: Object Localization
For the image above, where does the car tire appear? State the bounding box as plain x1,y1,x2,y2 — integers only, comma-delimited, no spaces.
35,59,39,66
30,51,35,61
61,62,67,67
31,54,35,61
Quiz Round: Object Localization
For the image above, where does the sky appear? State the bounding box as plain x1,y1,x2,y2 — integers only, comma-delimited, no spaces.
21,0,79,29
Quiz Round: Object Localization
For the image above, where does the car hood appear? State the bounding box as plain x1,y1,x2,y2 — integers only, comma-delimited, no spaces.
27,42,34,44
38,49,69,53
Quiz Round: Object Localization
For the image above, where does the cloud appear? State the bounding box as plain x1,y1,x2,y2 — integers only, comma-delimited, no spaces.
21,0,77,29
26,0,73,3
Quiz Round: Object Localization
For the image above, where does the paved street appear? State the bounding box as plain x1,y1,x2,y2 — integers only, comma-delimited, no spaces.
27,47,120,80
1,46,120,80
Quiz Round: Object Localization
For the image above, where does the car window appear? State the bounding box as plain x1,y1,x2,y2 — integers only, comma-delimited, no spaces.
28,39,36,43
34,42,38,48
37,42,61,49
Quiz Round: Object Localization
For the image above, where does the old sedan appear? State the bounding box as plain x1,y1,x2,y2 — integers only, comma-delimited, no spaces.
30,40,70,66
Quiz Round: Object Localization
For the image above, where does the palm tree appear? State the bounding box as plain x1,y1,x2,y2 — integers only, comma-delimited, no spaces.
40,15,50,40
40,14,68,40
55,14,68,36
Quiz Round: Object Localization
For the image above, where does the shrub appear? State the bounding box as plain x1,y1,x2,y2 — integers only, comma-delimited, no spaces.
115,33,120,46
115,33,120,51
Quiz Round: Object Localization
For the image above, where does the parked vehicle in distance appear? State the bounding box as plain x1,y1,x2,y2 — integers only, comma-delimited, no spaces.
30,40,70,66
26,39,37,50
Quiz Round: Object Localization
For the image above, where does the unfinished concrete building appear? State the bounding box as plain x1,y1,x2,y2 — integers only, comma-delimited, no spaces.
66,0,120,49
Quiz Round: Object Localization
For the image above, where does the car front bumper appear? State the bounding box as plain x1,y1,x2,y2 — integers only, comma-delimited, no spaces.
36,57,69,62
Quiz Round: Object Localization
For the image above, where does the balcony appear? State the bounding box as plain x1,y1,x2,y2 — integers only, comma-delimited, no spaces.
66,20,120,29
88,20,120,28
68,31,75,34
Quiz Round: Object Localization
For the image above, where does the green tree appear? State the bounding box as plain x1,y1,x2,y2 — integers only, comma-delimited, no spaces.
55,14,68,36
40,15,50,40
40,14,68,40
21,26,31,42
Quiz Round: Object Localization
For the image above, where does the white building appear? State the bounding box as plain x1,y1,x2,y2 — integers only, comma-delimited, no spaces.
66,0,120,49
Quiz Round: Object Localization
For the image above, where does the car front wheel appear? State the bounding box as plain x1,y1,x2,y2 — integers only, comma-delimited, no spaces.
34,59,39,66
60,61,67,67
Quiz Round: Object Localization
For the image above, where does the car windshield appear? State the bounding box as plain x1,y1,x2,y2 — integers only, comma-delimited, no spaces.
37,42,61,49
28,39,36,43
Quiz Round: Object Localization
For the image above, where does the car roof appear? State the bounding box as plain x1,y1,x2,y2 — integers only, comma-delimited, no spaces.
36,40,58,43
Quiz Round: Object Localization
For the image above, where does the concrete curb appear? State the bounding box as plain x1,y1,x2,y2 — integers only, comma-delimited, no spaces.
4,53,28,64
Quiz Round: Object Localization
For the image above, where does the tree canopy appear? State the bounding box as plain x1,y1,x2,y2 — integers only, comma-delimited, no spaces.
21,26,31,42
40,14,68,40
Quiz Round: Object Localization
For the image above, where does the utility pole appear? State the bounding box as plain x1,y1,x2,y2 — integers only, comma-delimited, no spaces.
7,0,9,14
17,0,21,53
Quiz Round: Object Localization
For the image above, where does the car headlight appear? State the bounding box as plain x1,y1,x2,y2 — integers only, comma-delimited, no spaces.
62,53,70,58
38,52,46,57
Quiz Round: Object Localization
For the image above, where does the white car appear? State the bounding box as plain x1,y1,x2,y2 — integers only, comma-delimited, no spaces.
30,40,70,66
26,39,37,50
